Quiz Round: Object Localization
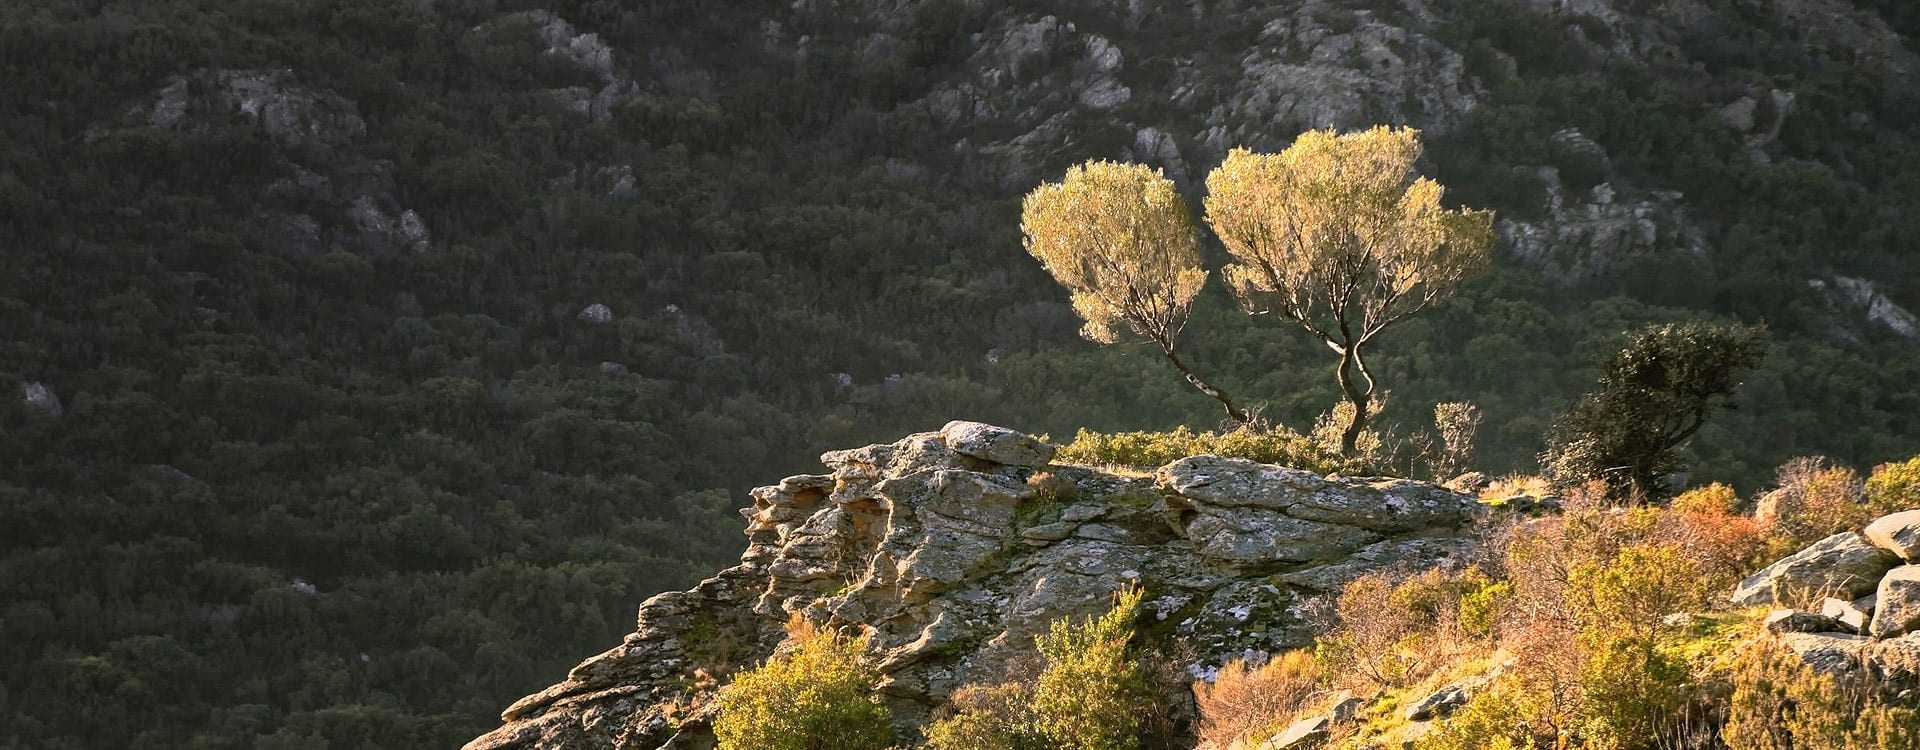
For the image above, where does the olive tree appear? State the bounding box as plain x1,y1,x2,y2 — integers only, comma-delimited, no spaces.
1022,160,1250,424
1205,127,1495,454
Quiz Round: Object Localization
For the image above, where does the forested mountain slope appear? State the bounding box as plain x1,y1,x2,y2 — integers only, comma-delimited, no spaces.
2,0,1919,746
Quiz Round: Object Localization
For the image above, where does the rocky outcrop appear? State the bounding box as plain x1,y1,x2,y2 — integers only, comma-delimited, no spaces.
1497,164,1705,284
144,69,366,146
467,423,1481,749
1732,511,1920,681
1809,276,1920,342
577,304,615,325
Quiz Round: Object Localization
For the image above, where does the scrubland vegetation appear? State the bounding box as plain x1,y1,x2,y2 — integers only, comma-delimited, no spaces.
712,452,1920,750
10,0,1920,746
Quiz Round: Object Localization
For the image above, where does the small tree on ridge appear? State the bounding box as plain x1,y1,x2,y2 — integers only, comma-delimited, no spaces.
1022,160,1251,424
1205,127,1495,454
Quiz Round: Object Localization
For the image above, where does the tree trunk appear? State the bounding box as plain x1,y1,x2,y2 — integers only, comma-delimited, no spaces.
1336,345,1372,455
1158,344,1252,426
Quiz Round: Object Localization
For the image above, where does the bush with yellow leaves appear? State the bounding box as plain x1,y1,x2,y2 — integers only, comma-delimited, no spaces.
710,617,892,750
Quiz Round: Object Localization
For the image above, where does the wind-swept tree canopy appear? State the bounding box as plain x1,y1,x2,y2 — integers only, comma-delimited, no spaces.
1023,160,1248,424
1205,127,1495,452
1543,321,1769,501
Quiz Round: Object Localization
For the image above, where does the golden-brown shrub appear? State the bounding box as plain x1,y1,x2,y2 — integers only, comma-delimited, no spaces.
1314,567,1488,689
1723,638,1920,750
1192,650,1323,749
1671,482,1740,515
1761,457,1867,552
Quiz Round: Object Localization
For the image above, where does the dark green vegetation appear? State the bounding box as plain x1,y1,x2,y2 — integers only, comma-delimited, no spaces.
1544,322,1769,500
2,0,1920,747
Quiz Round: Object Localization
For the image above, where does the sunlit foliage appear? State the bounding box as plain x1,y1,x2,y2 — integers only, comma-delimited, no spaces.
1205,127,1495,453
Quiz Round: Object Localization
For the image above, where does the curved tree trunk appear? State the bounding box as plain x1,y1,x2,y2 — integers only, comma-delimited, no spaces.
1157,343,1252,426
1336,345,1373,455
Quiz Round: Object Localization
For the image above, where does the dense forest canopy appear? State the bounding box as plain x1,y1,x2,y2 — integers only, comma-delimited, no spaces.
4,0,1920,746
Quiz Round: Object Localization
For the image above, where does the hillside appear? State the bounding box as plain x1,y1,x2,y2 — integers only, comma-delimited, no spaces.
5,0,1920,746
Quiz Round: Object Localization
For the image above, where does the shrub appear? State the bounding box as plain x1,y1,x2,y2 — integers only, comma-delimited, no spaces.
1665,502,1769,596
1865,455,1920,516
710,617,893,750
1315,568,1484,689
1723,638,1920,750
1540,321,1767,502
1428,401,1484,480
1415,683,1540,750
1458,579,1512,640
1192,650,1323,749
1671,483,1740,515
1056,426,1347,475
928,587,1156,750
1761,457,1867,553
1031,586,1149,750
923,683,1046,750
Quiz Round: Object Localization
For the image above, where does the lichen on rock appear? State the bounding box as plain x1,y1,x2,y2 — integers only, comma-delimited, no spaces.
465,423,1481,749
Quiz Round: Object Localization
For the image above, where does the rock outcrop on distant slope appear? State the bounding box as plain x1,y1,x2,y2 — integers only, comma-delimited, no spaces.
466,422,1481,749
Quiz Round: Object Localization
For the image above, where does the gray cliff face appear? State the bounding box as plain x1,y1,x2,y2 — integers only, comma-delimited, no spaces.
466,422,1479,749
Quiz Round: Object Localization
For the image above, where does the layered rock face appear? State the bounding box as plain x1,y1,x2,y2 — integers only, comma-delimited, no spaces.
467,422,1479,749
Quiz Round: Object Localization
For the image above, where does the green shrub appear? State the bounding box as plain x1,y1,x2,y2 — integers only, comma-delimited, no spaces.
1865,455,1920,516
1415,683,1539,750
923,683,1047,750
1457,579,1512,640
927,587,1156,750
1057,426,1348,475
1723,638,1920,750
710,617,893,750
1031,586,1149,750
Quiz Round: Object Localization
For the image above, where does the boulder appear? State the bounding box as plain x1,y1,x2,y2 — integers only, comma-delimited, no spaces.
1819,597,1871,633
1866,632,1920,687
1777,632,1870,678
1865,510,1920,561
1764,608,1847,635
1404,683,1469,721
1730,532,1900,606
1262,715,1329,749
1867,565,1920,638
938,420,1055,467
1445,472,1491,494
1327,692,1366,725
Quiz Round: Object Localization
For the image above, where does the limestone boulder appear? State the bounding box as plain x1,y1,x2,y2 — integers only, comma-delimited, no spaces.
1867,565,1920,639
1730,532,1900,606
1765,608,1847,635
1262,715,1329,749
1865,510,1920,561
938,420,1056,467
1777,632,1870,678
1819,597,1871,634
